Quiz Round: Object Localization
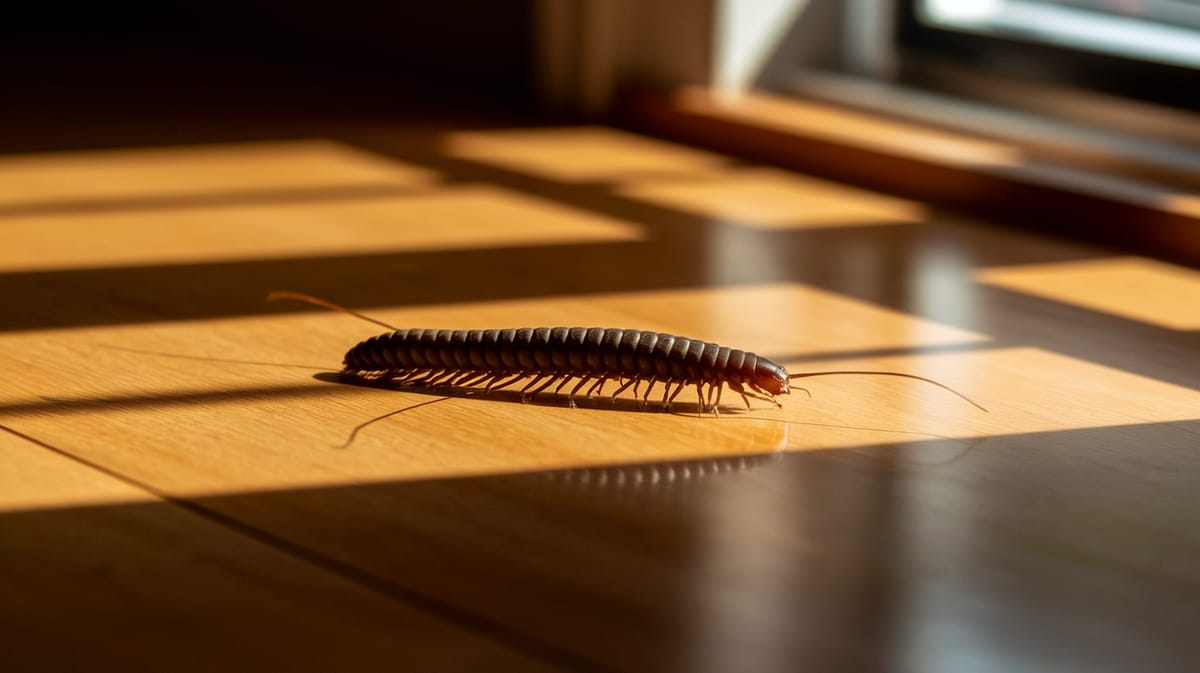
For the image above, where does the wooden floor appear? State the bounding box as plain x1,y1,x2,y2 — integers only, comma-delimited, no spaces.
1,115,1198,672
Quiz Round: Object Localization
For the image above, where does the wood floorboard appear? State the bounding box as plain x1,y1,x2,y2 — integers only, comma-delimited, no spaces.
2,117,1197,672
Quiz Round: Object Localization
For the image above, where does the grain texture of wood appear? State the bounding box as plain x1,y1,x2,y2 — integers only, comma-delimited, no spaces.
0,430,568,672
2,120,1198,672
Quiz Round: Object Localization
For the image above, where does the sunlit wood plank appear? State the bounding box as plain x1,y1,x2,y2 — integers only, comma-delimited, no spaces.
0,185,642,272
445,126,728,181
977,257,1200,330
617,167,925,229
0,140,437,206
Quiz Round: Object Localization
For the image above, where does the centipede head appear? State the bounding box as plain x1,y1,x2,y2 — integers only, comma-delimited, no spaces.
753,361,791,396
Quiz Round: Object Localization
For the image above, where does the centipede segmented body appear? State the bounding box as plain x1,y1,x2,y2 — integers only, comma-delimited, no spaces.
344,326,790,413
269,291,987,416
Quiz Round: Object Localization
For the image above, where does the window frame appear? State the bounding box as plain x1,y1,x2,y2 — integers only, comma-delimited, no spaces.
894,0,1200,112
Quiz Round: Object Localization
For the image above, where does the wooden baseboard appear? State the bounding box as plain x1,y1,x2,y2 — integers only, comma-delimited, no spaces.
619,87,1200,267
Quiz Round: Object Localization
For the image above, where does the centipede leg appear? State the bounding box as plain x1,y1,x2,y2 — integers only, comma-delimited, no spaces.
746,389,779,406
750,382,783,408
486,372,525,395
477,372,503,390
419,369,446,386
549,375,574,405
729,381,755,410
567,376,592,408
427,370,461,387
695,383,705,418
526,375,564,402
730,381,779,409
665,380,686,412
403,370,441,387
586,376,607,398
520,374,552,402
454,371,491,388
611,377,637,405
394,369,425,384
639,377,658,410
444,371,473,386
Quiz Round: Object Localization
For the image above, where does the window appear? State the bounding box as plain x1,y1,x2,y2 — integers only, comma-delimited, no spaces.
898,0,1200,110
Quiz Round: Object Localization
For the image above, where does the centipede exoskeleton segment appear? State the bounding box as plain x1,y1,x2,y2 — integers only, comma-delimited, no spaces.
268,291,987,416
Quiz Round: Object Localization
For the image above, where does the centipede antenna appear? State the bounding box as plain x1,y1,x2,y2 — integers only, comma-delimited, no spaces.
267,290,399,331
789,371,988,413
340,396,451,448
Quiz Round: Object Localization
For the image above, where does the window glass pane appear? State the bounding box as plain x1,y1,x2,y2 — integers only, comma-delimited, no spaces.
918,0,1200,69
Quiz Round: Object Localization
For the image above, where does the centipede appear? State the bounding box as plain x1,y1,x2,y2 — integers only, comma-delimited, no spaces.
267,291,987,417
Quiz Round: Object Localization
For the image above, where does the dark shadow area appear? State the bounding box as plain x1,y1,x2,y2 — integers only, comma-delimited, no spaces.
0,217,1115,333
3,419,1198,672
0,2,537,130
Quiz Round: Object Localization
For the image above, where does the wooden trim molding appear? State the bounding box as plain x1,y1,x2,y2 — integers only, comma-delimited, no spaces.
621,87,1200,266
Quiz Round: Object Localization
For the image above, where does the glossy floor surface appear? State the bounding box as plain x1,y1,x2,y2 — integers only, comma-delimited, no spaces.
1,118,1198,672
